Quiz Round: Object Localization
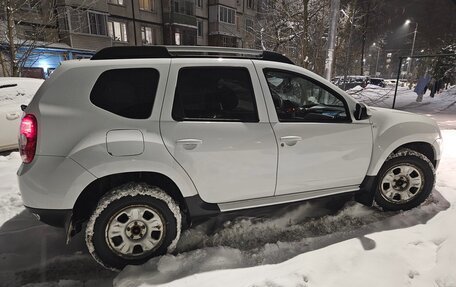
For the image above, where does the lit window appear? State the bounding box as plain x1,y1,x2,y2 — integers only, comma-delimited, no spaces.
139,0,155,11
108,0,124,5
108,21,128,42
175,32,181,45
141,26,154,45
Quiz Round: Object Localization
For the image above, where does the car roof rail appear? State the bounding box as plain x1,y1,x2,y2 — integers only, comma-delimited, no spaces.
91,46,294,65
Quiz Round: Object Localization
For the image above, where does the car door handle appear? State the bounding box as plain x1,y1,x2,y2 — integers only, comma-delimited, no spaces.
280,136,302,146
6,112,21,120
176,139,203,150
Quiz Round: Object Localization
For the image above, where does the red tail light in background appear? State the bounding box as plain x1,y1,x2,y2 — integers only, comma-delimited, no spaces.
19,114,38,164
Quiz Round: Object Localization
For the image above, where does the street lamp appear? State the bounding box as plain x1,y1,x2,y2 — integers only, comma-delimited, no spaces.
405,19,418,76
372,42,381,76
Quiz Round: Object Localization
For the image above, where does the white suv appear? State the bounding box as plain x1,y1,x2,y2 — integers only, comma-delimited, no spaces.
18,46,442,270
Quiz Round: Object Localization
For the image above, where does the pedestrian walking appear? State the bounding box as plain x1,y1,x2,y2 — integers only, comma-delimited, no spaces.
414,75,430,102
429,78,437,98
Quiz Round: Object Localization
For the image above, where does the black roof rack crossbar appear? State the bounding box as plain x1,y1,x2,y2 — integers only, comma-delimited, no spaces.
91,46,294,65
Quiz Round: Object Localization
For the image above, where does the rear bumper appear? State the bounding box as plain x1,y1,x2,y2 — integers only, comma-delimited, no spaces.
25,206,72,228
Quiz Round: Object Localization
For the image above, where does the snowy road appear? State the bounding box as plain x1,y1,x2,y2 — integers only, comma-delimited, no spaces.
0,86,455,287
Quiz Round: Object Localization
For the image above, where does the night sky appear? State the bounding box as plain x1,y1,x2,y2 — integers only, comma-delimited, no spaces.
380,0,456,54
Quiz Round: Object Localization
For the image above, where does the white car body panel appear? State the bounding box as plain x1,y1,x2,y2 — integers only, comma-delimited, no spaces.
18,155,96,209
253,61,373,195
106,129,145,156
18,59,199,209
366,107,442,175
160,59,278,203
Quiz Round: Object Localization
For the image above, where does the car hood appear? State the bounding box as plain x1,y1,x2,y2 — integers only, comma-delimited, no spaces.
367,106,441,137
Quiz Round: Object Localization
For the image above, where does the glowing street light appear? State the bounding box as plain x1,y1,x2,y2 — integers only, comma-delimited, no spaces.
372,42,381,76
404,19,418,76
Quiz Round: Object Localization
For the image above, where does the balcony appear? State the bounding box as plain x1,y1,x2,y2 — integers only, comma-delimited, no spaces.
163,12,197,27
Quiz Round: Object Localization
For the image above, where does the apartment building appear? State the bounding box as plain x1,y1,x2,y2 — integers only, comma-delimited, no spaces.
54,0,257,50
0,0,259,77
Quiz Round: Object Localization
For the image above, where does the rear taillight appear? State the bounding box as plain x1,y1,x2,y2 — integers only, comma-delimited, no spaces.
19,114,37,164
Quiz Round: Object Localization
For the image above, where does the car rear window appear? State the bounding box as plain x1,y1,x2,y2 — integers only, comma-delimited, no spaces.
90,68,159,119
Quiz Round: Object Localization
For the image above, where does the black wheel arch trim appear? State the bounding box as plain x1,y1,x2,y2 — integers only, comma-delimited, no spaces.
184,194,221,221
354,175,377,206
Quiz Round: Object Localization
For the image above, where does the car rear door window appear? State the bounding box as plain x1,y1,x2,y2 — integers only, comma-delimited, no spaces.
172,67,259,122
90,68,159,119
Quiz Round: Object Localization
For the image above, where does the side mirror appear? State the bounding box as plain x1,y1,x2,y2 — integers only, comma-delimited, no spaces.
354,103,369,120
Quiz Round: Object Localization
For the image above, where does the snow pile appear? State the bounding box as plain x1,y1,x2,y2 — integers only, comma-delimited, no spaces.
0,152,23,226
0,77,44,107
114,131,456,287
364,84,384,90
347,85,364,92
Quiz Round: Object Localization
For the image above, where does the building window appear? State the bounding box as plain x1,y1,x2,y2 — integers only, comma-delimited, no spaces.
196,0,202,8
108,0,124,5
245,18,253,33
197,20,203,37
70,10,107,35
246,0,253,9
141,26,154,45
108,21,128,42
174,32,181,45
219,6,235,24
139,0,155,11
173,0,194,15
88,12,107,35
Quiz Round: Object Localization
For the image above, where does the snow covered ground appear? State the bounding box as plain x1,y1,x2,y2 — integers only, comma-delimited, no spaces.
0,85,455,287
115,130,456,287
349,84,456,129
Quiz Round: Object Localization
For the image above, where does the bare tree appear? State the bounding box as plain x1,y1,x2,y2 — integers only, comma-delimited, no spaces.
0,0,98,77
0,0,58,76
252,0,330,74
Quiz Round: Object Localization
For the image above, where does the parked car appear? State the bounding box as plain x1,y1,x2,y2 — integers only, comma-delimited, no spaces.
0,77,43,152
369,78,386,88
385,79,407,87
18,46,442,270
332,75,370,90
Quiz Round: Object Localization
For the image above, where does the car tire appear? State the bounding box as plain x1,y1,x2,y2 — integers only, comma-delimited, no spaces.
85,183,182,270
374,148,435,211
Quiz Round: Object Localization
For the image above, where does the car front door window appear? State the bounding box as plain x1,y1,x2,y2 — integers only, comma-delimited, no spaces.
264,70,349,122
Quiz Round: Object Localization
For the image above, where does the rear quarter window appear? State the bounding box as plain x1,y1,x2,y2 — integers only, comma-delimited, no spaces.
90,68,159,119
